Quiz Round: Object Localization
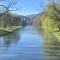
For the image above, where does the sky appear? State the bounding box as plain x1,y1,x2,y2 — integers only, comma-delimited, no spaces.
11,0,48,16
0,0,60,16
0,0,48,16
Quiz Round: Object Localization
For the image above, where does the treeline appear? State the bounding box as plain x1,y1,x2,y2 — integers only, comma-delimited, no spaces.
0,12,22,28
33,0,60,31
0,12,30,28
32,0,60,43
0,0,29,28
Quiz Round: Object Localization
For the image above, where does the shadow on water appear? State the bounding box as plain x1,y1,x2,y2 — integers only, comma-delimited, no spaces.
0,28,21,37
0,29,20,47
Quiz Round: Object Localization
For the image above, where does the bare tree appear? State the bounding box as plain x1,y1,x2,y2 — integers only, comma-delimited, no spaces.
0,0,18,16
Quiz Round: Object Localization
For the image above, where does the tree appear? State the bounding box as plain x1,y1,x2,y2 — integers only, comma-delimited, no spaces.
0,0,18,16
40,0,60,30
47,0,60,30
0,0,19,28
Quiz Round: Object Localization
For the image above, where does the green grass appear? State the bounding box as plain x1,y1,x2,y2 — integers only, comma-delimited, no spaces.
42,16,60,43
0,26,21,32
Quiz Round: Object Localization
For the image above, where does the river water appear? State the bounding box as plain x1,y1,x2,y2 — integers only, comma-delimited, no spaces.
0,25,60,60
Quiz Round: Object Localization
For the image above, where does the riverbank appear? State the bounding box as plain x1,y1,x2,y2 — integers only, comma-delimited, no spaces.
0,26,22,37
0,26,21,32
42,17,60,43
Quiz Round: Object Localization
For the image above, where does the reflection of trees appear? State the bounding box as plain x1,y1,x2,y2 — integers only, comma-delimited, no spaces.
3,30,20,47
44,32,60,56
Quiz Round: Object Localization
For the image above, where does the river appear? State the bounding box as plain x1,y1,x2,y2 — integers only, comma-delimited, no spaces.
0,25,60,60
0,25,43,60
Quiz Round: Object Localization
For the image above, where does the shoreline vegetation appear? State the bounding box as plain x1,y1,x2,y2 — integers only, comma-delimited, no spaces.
32,1,60,45
0,10,30,36
0,26,21,32
42,16,60,44
0,11,31,37
0,12,23,37
0,26,22,37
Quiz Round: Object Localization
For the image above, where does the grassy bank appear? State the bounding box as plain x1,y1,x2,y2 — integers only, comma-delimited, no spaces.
0,26,22,37
42,16,60,43
0,26,21,32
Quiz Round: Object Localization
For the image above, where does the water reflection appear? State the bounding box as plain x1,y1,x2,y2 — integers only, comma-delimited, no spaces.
0,29,20,47
0,25,41,60
43,31,60,59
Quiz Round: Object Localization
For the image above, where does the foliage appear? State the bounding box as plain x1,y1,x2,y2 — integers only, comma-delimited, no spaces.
41,3,60,44
32,1,60,44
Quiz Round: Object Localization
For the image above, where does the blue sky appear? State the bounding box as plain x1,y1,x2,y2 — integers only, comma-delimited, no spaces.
11,0,48,16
